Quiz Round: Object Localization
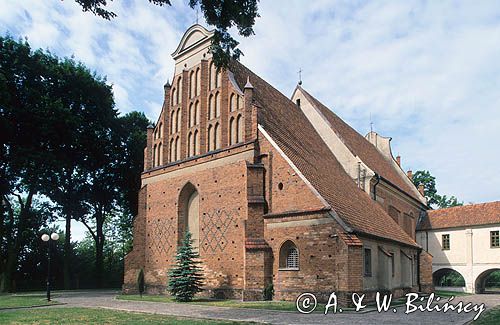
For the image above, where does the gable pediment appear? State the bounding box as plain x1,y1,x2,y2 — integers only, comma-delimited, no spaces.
171,24,214,59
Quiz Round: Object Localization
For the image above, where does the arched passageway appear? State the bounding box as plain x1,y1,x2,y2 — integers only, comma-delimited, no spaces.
475,269,500,294
433,268,466,289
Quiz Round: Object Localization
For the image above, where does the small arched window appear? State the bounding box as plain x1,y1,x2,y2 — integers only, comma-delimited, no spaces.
214,122,221,149
196,68,201,96
208,95,214,120
194,101,199,125
169,138,174,162
216,68,221,88
209,62,215,90
215,92,220,118
193,130,199,155
230,94,236,112
189,103,194,127
172,88,177,106
158,123,163,138
187,132,193,157
152,144,157,167
175,136,180,161
190,70,195,98
236,115,243,143
158,142,162,165
207,125,213,151
170,111,175,134
279,240,299,270
229,117,235,145
177,77,182,104
176,108,181,133
237,96,242,110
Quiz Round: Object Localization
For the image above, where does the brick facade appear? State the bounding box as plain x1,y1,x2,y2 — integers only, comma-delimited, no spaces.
123,24,433,303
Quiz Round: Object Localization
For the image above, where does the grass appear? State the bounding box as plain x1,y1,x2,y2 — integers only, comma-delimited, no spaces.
0,294,58,309
116,294,310,311
475,306,500,325
0,307,250,324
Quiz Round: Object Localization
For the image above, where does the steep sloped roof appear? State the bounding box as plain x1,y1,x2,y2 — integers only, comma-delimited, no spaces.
298,87,423,203
418,201,500,230
229,61,418,247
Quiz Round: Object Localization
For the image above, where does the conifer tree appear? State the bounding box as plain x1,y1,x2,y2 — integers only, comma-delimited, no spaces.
167,231,204,302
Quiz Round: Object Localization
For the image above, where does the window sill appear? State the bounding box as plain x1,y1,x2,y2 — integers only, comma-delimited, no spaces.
279,268,299,271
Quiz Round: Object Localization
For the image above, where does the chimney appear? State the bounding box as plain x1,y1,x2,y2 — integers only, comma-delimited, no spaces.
396,155,401,167
418,184,425,196
407,170,413,179
144,124,154,171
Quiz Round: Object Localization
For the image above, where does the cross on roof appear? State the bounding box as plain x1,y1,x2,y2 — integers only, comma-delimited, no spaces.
298,68,303,85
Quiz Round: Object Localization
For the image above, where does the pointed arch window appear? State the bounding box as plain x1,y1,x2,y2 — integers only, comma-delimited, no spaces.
236,114,243,143
189,103,194,127
178,183,200,249
194,101,199,125
193,130,199,155
172,88,177,106
190,70,195,99
177,77,182,104
207,125,213,151
214,123,221,149
229,117,235,145
208,94,214,120
176,108,181,133
170,111,175,134
175,136,180,161
187,132,193,157
158,142,162,166
152,144,157,167
169,138,174,162
215,92,220,118
196,68,201,96
209,62,216,90
230,94,236,112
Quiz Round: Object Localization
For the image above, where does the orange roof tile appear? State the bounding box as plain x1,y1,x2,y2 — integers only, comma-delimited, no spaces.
418,201,500,230
230,61,418,248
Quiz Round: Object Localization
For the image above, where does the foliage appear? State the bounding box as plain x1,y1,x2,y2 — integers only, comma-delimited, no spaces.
168,232,204,302
262,283,273,301
72,0,260,68
412,170,463,209
0,35,149,291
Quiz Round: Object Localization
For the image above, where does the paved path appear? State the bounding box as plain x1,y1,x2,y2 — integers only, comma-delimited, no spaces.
53,291,500,324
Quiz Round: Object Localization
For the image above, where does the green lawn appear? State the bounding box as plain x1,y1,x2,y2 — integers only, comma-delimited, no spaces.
475,306,500,325
116,294,307,311
0,294,58,309
0,307,253,324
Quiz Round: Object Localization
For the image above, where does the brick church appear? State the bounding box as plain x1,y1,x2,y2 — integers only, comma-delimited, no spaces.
123,24,433,303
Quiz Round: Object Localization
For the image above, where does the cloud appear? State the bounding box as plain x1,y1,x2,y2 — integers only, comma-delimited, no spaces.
1,0,499,209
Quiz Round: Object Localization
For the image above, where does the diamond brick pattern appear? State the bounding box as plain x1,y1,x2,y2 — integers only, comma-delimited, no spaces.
201,208,235,253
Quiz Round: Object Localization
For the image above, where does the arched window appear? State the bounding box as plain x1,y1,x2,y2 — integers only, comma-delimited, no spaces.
152,144,157,167
208,94,214,120
229,117,235,145
158,142,162,165
236,114,243,143
190,70,195,98
193,130,199,155
214,122,220,149
194,101,199,125
176,108,181,133
196,68,201,96
215,68,221,88
178,183,199,249
158,123,163,138
237,96,242,110
209,62,216,90
177,77,182,104
230,94,236,112
175,136,180,161
170,111,175,134
169,138,174,162
187,132,192,157
189,103,194,127
172,88,177,106
279,240,299,269
215,92,220,117
207,125,213,151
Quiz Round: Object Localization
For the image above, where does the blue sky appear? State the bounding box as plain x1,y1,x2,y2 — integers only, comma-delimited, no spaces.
2,1,500,240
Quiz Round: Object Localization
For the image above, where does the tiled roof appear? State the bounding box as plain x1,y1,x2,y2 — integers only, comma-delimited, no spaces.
230,61,418,247
298,87,423,203
418,201,500,230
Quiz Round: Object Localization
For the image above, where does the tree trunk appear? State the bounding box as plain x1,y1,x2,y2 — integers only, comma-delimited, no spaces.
95,205,104,288
63,215,71,289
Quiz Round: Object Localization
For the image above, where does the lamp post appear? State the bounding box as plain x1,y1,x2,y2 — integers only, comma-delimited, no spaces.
41,232,59,301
